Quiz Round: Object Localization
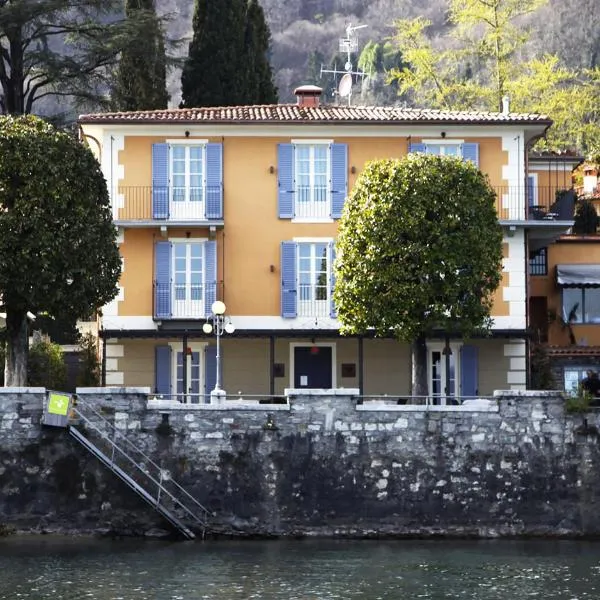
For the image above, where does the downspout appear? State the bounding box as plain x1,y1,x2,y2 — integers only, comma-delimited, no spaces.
101,328,107,386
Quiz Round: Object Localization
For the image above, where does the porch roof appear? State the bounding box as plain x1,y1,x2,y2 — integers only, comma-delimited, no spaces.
556,264,600,287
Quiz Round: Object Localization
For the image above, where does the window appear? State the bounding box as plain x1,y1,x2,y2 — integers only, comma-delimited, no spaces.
409,141,479,166
298,242,329,317
277,143,347,221
151,142,222,221
563,288,600,324
564,367,589,394
154,240,217,320
281,240,336,319
529,248,547,276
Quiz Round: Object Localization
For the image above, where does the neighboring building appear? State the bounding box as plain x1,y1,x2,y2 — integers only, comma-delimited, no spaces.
528,156,600,393
79,86,568,403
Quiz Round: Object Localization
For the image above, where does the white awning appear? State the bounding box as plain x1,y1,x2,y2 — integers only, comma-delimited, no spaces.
556,264,600,287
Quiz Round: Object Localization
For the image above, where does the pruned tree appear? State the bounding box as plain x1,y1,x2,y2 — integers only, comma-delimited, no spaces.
245,0,278,104
0,115,121,386
180,0,247,107
334,154,503,396
0,0,163,116
111,0,169,111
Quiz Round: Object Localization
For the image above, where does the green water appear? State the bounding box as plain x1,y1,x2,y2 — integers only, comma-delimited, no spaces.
0,537,599,599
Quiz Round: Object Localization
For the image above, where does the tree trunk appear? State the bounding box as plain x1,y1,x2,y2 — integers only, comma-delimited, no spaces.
411,334,428,398
4,310,28,386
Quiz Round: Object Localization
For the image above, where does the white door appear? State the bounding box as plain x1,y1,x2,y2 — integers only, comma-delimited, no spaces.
174,347,202,404
173,242,204,318
429,348,456,405
170,145,205,220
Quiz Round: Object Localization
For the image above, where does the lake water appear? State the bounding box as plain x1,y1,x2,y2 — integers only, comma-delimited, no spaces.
1,537,600,599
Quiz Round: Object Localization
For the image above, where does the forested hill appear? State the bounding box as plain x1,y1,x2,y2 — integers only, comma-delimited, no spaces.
158,0,599,106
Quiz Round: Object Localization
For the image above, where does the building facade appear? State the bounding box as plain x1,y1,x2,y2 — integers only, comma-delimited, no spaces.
79,87,566,403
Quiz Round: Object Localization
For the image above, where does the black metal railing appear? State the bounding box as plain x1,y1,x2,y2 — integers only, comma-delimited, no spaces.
111,186,222,221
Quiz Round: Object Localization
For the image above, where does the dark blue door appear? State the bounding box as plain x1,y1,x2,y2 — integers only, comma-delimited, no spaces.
294,346,332,388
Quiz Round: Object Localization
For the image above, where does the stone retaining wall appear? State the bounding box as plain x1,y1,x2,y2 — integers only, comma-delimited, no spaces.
1,387,599,539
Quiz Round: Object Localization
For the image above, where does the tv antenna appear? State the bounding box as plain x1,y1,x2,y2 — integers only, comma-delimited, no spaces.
320,23,367,106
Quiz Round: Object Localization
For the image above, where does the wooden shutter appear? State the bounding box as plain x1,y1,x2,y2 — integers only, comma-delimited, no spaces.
461,143,479,167
278,144,295,218
155,345,171,395
330,143,348,218
206,143,223,219
154,241,172,318
204,240,217,317
152,143,169,219
281,241,297,318
204,345,218,403
409,142,426,153
460,345,479,398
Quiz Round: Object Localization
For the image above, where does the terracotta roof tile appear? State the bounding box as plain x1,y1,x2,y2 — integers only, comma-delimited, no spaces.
78,104,551,126
546,346,600,356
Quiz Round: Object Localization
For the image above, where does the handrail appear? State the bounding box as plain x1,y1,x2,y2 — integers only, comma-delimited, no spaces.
72,397,209,528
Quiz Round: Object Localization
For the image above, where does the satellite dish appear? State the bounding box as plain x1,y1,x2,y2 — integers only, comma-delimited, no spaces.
338,73,353,98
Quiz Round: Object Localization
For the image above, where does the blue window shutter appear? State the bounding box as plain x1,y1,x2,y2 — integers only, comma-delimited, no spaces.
329,240,337,318
462,143,479,167
527,175,536,207
152,143,169,219
155,241,171,318
204,345,218,403
278,144,295,218
330,143,348,218
409,142,425,153
204,240,217,317
460,345,479,398
155,345,171,396
206,143,223,219
281,241,297,318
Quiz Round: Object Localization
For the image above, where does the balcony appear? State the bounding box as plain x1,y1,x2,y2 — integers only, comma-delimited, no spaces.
496,186,576,222
153,281,223,321
111,186,223,225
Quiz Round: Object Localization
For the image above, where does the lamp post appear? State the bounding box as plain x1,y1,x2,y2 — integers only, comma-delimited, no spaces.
202,300,235,402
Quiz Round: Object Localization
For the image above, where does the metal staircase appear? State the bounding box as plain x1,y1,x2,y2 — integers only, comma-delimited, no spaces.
68,397,209,540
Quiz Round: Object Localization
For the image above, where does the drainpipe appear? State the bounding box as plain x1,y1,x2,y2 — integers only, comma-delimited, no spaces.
101,328,107,387
269,335,275,396
358,336,364,396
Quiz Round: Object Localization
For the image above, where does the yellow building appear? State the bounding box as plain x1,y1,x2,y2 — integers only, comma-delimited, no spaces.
528,154,600,392
79,86,567,403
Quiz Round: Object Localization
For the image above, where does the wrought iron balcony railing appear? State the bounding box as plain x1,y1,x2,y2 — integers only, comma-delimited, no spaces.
153,281,222,320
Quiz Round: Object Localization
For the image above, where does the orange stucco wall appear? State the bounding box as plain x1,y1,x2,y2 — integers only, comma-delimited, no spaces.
530,238,600,346
116,134,511,318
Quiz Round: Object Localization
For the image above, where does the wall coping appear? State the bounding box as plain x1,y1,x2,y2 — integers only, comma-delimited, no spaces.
76,387,152,395
0,387,46,394
357,399,499,412
285,388,360,397
147,399,291,411
493,389,565,398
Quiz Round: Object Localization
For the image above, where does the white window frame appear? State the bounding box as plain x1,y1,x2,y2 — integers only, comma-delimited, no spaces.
289,342,337,389
291,139,333,223
168,341,208,403
527,173,539,206
421,139,465,158
170,238,207,319
427,341,463,405
167,139,209,219
294,237,333,319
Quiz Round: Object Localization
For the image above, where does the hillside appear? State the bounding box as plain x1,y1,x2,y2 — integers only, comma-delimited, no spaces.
158,0,599,107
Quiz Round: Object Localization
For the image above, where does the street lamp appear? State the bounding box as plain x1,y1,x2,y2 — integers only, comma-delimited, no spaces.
202,300,235,402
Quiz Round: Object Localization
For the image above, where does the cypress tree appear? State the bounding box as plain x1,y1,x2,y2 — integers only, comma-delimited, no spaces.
180,0,247,107
112,0,169,111
245,0,278,104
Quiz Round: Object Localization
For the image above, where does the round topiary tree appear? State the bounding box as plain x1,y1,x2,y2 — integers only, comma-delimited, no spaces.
334,153,504,396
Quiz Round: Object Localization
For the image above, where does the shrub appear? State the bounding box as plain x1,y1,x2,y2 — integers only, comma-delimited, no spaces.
28,338,67,390
77,332,101,387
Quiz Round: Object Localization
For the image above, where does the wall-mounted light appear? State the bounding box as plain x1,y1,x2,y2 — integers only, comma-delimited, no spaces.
441,131,446,138
185,130,190,138
269,165,275,174
269,264,275,273
351,166,357,174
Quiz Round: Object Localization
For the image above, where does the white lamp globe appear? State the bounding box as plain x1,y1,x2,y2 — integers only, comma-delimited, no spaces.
224,322,235,334
202,322,213,334
211,300,226,315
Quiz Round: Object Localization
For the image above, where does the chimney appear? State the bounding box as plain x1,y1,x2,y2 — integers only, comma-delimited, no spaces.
583,164,599,195
501,95,510,115
294,85,323,108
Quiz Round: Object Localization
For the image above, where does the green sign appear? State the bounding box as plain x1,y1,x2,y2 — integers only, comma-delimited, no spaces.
48,392,70,416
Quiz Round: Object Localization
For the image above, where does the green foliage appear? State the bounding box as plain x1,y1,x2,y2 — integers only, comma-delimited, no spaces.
565,390,592,413
111,0,169,111
0,115,121,385
529,343,556,390
334,154,503,344
77,333,101,387
181,0,277,107
572,198,599,234
389,11,600,154
28,338,67,390
0,0,165,115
